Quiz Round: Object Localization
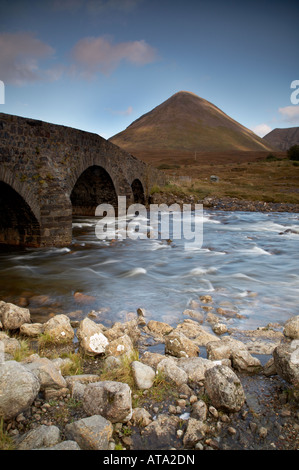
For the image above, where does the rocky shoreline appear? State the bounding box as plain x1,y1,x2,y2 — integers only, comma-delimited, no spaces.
0,298,298,451
151,192,299,214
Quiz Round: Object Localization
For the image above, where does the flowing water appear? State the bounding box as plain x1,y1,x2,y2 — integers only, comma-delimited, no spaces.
0,210,298,330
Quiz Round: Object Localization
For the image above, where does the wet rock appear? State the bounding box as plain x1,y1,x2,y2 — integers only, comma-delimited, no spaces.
183,309,204,323
43,314,74,343
0,360,40,420
157,357,188,386
16,425,60,450
73,292,96,305
65,415,113,450
199,295,213,303
212,323,228,335
204,365,245,412
284,315,299,340
83,381,132,423
164,331,199,358
131,361,155,389
273,340,299,385
76,317,108,356
0,302,31,330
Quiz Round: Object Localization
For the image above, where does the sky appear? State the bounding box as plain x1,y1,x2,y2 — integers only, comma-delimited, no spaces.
0,0,299,139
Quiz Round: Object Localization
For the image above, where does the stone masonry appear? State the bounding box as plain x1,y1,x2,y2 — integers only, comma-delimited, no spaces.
0,113,165,247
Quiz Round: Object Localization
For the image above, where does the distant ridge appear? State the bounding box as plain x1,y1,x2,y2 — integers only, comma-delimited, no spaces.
263,127,299,151
109,91,274,163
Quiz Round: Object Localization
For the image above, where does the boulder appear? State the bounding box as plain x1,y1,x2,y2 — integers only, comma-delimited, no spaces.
0,361,40,420
131,361,156,389
65,415,113,450
0,302,31,330
23,356,67,392
177,357,220,385
284,316,299,340
140,414,180,450
16,425,60,450
43,314,74,343
20,322,44,337
146,320,173,338
183,309,204,323
37,440,81,450
140,351,165,369
76,317,108,355
164,331,199,358
183,418,207,448
157,358,188,387
105,334,134,358
206,337,261,374
174,319,219,346
204,365,245,412
273,340,299,385
83,381,132,423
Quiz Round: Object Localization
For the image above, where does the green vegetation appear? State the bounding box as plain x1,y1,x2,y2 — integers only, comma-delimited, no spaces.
152,157,299,205
0,419,15,450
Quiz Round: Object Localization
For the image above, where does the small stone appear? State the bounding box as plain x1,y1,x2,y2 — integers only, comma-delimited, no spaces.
259,427,268,439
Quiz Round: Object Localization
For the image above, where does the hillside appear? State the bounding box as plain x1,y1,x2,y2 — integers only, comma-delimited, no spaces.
263,127,299,151
109,91,275,164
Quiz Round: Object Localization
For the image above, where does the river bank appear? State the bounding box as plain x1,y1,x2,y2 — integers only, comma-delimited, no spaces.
150,192,299,214
0,299,298,451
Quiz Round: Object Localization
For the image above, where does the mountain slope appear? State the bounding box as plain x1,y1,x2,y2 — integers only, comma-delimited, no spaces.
109,91,274,162
263,127,299,151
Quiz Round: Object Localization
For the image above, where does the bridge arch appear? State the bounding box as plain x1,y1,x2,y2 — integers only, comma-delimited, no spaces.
70,165,118,216
0,168,41,246
131,178,145,204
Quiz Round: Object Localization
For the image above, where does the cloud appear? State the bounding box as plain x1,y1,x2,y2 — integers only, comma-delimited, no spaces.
107,106,133,116
0,32,54,85
278,106,299,124
252,123,272,137
71,36,157,77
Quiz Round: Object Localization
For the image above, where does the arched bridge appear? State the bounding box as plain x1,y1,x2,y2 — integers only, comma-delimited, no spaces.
0,113,165,247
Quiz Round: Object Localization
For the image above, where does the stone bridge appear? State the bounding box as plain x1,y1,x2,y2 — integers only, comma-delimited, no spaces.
0,113,166,247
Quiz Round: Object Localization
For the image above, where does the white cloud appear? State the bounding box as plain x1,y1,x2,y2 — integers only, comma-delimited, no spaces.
278,106,299,124
0,32,54,85
252,123,272,137
107,106,133,116
71,36,157,77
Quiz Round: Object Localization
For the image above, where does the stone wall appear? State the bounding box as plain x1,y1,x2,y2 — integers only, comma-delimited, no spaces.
0,113,166,246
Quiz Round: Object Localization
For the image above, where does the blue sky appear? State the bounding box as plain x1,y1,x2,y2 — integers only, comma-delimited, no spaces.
1,0,298,138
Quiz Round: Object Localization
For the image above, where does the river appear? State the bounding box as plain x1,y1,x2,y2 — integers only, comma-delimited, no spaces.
0,209,298,331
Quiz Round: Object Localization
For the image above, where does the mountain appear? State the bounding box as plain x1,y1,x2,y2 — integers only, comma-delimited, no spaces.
263,127,299,151
109,91,274,163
